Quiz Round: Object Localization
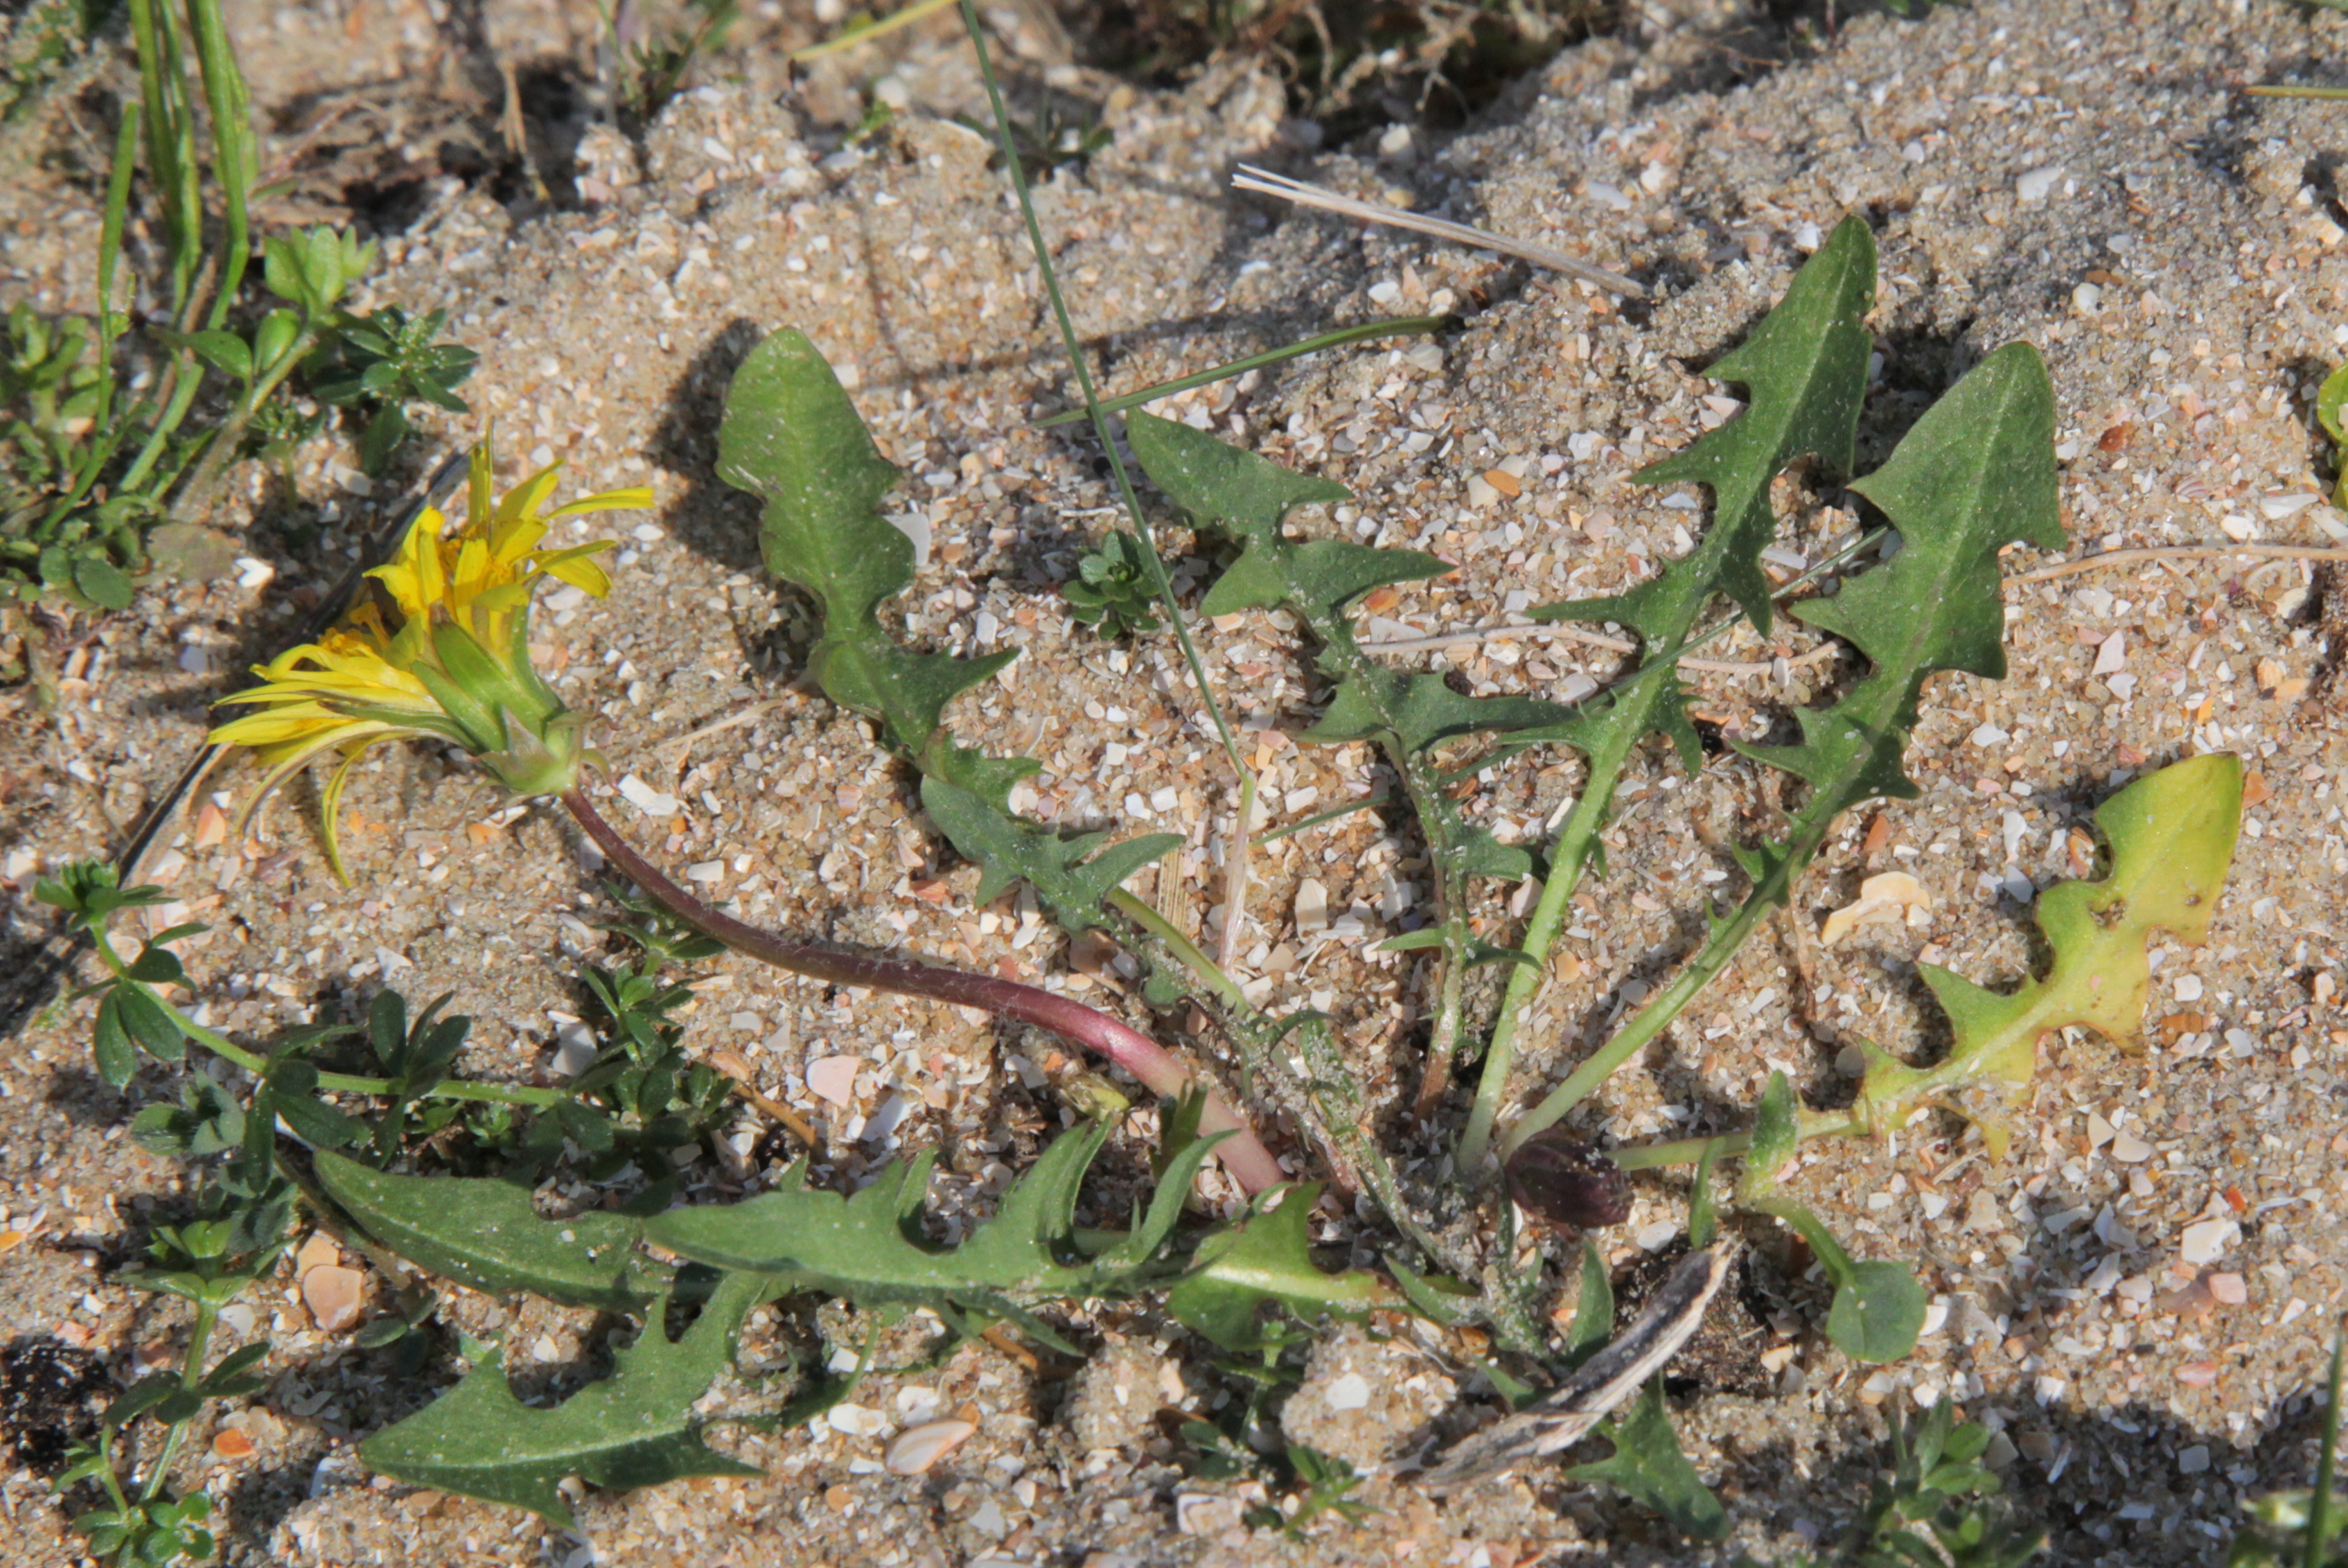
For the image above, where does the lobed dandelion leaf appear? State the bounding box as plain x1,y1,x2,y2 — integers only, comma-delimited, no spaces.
716,327,1172,931
357,1274,765,1526
1849,753,2242,1154
1515,214,1877,777
645,1118,1219,1355
314,1149,657,1312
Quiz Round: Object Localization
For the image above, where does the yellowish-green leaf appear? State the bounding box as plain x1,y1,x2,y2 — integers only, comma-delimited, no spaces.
1855,753,2243,1152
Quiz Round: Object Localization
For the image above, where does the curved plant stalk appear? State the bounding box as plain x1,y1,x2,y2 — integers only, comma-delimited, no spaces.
561,789,1287,1193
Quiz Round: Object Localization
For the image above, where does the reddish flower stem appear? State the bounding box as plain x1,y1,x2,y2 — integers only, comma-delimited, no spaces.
561,789,1287,1193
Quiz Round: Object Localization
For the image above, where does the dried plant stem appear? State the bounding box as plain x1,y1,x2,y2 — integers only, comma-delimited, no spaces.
1217,775,1255,971
1360,617,1846,676
707,1060,821,1149
1032,315,1454,428
2002,540,2348,584
562,788,1287,1192
1231,164,1644,296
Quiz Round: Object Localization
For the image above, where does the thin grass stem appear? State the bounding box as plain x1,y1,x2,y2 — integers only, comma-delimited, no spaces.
2308,1334,2344,1568
1107,888,1245,1011
1232,164,1644,296
134,1297,215,1506
1032,316,1454,428
791,0,957,61
91,106,139,433
86,924,567,1108
957,0,1262,1005
186,0,256,326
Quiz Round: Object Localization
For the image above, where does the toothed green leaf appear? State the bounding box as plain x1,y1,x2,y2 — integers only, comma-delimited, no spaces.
1562,1236,1614,1369
1517,215,1877,781
719,328,1166,929
646,1121,1218,1356
314,1149,657,1311
718,329,1009,777
1566,1377,1729,1540
1557,216,1875,640
1163,1181,1401,1350
1742,341,2062,808
919,777,1180,935
358,1276,764,1524
1130,408,1567,914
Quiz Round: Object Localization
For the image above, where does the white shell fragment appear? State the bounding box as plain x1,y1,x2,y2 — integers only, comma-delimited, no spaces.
883,1418,977,1475
617,774,680,818
826,1402,890,1438
1819,871,1932,948
2180,1219,2239,1266
806,1056,861,1108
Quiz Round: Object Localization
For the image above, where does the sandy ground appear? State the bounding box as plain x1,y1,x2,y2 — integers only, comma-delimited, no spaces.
2,0,2347,1562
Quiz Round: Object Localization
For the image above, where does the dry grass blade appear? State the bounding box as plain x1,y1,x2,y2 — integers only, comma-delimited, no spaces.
1359,617,1844,676
1422,1247,1733,1491
1231,165,1645,297
2002,540,2348,585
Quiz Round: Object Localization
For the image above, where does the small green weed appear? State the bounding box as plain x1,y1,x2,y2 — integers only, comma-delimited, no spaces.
608,0,739,130
1061,530,1165,637
1747,1396,2043,1566
1249,1444,1375,1537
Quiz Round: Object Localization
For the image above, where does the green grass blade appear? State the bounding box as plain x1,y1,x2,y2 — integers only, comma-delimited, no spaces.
88,103,140,437
186,0,256,326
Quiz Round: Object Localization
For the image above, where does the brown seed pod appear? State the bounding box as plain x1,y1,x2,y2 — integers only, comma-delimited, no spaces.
1505,1129,1631,1230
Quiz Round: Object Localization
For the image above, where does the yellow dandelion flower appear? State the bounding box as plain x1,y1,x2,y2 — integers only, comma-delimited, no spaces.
210,440,651,879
